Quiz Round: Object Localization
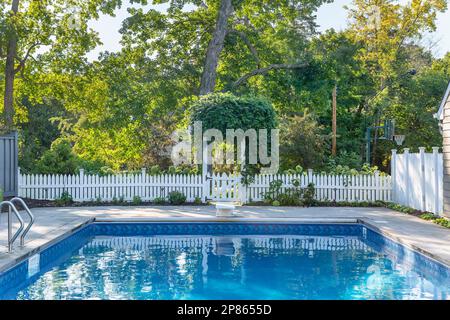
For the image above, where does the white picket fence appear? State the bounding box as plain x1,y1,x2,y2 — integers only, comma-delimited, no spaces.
246,171,392,203
18,169,204,202
391,148,443,215
18,168,392,204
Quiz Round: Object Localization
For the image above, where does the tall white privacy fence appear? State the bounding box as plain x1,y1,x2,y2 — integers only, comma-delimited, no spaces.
18,168,392,204
391,148,443,215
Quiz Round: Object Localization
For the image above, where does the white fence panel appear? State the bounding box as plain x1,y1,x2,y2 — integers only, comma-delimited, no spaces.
18,169,204,203
392,148,443,215
246,170,391,203
19,168,392,205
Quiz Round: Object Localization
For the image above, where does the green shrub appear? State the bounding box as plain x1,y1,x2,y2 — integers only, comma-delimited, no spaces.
272,200,280,206
420,213,436,221
262,179,315,207
55,191,73,206
35,139,80,174
277,192,302,206
150,165,162,175
303,183,316,207
167,166,177,175
132,196,142,205
153,197,166,205
112,196,122,205
283,165,304,175
194,197,202,205
263,180,284,203
168,191,187,205
0,188,3,202
435,218,450,228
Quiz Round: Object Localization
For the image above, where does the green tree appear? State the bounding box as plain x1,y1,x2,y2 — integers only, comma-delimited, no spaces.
347,0,447,164
35,138,80,174
280,112,328,170
120,0,329,96
0,0,123,130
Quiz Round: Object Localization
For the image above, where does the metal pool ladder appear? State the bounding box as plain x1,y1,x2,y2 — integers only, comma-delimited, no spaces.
1,197,35,253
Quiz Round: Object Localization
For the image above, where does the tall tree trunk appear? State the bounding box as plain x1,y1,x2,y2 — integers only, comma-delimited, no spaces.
3,0,20,131
199,0,233,95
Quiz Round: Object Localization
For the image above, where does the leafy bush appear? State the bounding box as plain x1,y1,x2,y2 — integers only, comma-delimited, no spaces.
35,139,79,174
0,188,3,202
325,151,362,171
150,165,162,175
283,165,304,175
385,202,416,214
132,196,142,205
168,191,187,205
153,197,166,205
435,218,450,228
420,213,436,220
55,191,73,206
167,166,177,174
303,183,316,207
263,179,315,206
112,196,125,205
194,197,202,205
263,180,284,203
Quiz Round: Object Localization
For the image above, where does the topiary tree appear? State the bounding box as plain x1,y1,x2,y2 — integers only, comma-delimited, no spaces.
190,93,278,177
190,93,277,135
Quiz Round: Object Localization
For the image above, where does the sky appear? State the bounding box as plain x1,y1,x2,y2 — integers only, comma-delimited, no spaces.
87,0,450,61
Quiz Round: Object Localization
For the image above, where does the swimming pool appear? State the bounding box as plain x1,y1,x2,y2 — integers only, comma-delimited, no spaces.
0,222,449,300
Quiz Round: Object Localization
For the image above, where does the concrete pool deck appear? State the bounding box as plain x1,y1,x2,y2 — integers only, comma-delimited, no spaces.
0,205,449,272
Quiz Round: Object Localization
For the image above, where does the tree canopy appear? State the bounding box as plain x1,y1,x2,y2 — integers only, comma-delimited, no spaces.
1,0,449,174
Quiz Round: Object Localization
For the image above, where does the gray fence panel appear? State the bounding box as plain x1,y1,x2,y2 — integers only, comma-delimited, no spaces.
0,131,18,197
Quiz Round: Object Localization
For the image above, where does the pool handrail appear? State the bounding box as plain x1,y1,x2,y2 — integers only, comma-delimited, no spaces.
11,197,35,247
0,201,25,252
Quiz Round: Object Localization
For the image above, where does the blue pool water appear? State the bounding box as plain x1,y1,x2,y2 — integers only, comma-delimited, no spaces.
0,223,449,300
